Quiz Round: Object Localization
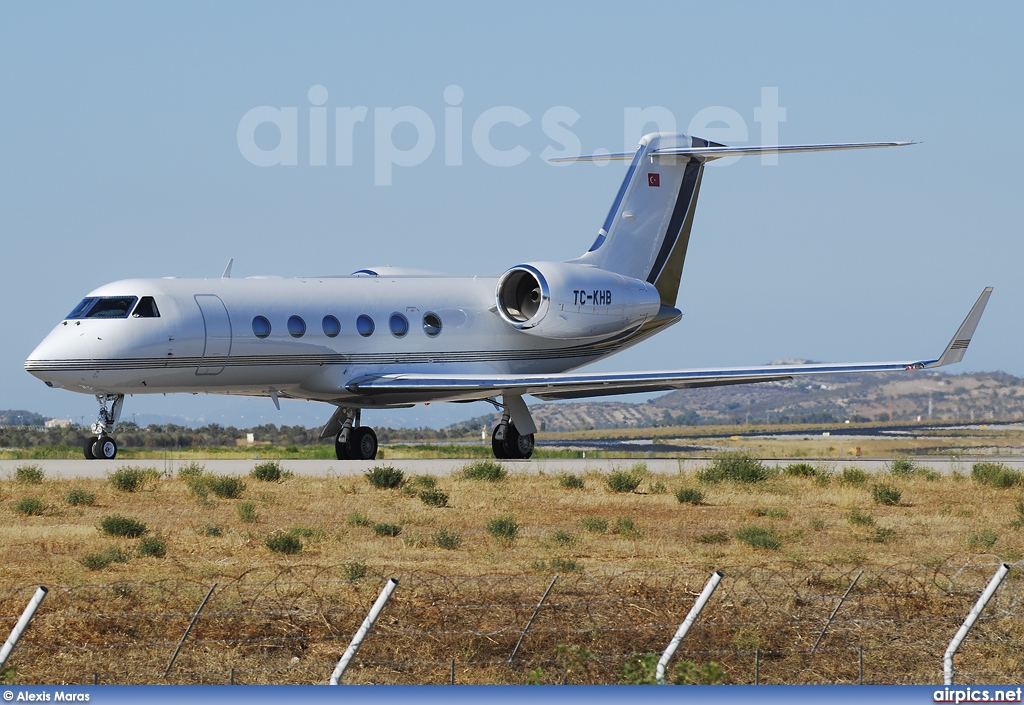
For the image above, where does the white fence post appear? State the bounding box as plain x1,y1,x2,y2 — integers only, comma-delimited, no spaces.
0,587,48,669
944,563,1009,685
656,571,722,684
330,578,398,684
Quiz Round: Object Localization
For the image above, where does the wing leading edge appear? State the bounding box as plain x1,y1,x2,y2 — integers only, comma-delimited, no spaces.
346,288,993,404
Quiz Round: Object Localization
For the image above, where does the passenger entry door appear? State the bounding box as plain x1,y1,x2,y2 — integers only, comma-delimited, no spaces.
194,295,232,375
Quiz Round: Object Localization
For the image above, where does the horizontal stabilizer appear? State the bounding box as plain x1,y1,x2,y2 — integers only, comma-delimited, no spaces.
551,141,915,163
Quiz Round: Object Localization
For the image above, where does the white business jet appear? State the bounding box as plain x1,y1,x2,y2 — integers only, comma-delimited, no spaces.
25,133,992,461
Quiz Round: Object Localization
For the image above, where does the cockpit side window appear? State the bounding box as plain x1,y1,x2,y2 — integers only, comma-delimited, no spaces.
83,297,138,319
132,296,160,318
67,298,98,319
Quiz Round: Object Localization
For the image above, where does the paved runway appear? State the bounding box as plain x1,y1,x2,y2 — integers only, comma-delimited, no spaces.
3,455,1022,479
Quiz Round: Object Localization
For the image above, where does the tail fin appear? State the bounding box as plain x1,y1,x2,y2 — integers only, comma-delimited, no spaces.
559,133,913,308
567,133,711,307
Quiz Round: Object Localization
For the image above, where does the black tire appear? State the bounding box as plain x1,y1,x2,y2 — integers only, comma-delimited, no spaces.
349,426,378,460
335,434,350,460
84,436,98,460
491,425,508,459
93,437,117,460
501,423,535,460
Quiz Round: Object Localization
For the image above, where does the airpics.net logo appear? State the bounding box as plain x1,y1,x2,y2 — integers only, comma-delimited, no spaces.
236,85,787,185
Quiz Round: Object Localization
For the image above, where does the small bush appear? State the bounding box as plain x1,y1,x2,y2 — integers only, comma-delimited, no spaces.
968,530,999,550
137,536,167,558
372,522,402,537
871,484,902,506
888,455,918,477
579,517,608,533
698,452,769,484
13,497,45,516
606,470,642,493
735,525,781,550
849,508,875,526
108,466,157,492
418,488,449,507
250,461,283,482
972,462,1022,489
237,501,259,523
548,557,583,573
461,460,506,482
782,462,817,478
15,464,45,484
871,527,898,544
411,474,437,489
265,532,302,554
203,524,224,537
366,465,405,489
64,488,96,507
675,487,705,505
177,462,206,480
487,516,519,541
612,516,642,538
559,474,585,490
80,546,129,570
207,475,247,499
344,560,367,581
698,531,730,544
550,529,577,545
751,507,789,519
432,528,462,550
100,514,148,538
620,653,727,685
840,467,869,486
347,512,371,527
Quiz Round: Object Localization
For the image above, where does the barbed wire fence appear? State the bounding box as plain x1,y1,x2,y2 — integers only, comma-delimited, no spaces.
2,561,1022,685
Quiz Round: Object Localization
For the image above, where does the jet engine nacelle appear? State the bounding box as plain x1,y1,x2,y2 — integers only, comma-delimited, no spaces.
495,261,662,339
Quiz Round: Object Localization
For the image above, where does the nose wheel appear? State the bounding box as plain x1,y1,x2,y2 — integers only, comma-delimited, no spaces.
84,393,124,460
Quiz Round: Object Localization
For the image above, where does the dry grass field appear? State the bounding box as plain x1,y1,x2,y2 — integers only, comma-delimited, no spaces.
1,456,1022,685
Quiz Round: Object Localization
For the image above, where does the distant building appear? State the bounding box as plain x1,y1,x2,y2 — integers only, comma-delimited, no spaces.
45,419,73,429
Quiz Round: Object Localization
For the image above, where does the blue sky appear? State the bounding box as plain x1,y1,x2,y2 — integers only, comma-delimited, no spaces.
2,2,1021,428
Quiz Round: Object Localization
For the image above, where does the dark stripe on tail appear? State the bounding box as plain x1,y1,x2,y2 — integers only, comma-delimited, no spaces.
647,158,701,288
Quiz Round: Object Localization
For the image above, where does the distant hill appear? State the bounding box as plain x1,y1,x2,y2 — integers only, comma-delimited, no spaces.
0,410,47,427
453,370,1024,432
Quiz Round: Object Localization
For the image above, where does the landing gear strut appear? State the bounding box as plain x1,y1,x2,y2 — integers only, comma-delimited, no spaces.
329,408,378,460
85,393,123,460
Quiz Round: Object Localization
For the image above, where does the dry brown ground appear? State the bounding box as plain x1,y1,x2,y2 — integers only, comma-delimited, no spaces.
1,461,1022,684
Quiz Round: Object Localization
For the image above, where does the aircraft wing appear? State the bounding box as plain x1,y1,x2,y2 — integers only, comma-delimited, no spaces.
346,288,993,403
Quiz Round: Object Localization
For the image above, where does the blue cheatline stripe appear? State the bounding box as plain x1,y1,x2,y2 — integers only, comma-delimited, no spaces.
647,158,702,286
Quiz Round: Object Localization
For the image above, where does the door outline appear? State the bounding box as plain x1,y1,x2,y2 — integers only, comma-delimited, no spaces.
194,294,232,375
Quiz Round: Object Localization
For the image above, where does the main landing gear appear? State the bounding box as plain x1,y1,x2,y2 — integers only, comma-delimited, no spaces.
327,408,378,460
84,393,124,460
490,402,535,460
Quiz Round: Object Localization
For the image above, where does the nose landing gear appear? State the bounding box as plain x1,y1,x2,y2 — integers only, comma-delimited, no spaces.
84,393,124,460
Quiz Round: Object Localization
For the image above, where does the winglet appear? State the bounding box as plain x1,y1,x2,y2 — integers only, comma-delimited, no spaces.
222,258,234,279
926,287,993,368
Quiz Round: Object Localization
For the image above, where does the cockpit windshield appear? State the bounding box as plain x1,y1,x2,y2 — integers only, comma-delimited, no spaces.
66,296,139,320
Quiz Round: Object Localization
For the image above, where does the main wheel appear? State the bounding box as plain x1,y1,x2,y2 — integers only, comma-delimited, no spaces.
92,437,118,460
501,423,535,460
335,434,350,460
491,425,508,459
349,426,378,460
84,436,98,460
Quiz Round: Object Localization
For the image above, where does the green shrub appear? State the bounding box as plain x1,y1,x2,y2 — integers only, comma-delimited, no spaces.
237,501,259,523
888,455,918,477
968,530,998,550
606,470,642,493
137,536,167,558
751,507,789,519
871,484,902,506
365,465,405,489
649,481,667,495
265,532,302,554
782,462,817,477
461,460,507,482
871,527,898,544
13,497,45,516
411,474,437,489
80,546,129,570
432,528,462,550
675,487,705,505
612,516,642,538
347,512,371,527
848,508,875,526
372,522,402,537
559,474,585,489
206,475,247,499
100,514,148,538
698,531,730,544
972,462,1022,488
177,462,206,480
840,467,869,486
579,517,608,533
15,464,44,484
619,653,727,685
64,488,96,507
735,525,781,550
548,557,583,573
203,524,224,537
487,516,518,541
343,560,367,580
108,466,157,492
250,461,283,482
418,488,449,507
550,529,577,545
698,452,769,484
